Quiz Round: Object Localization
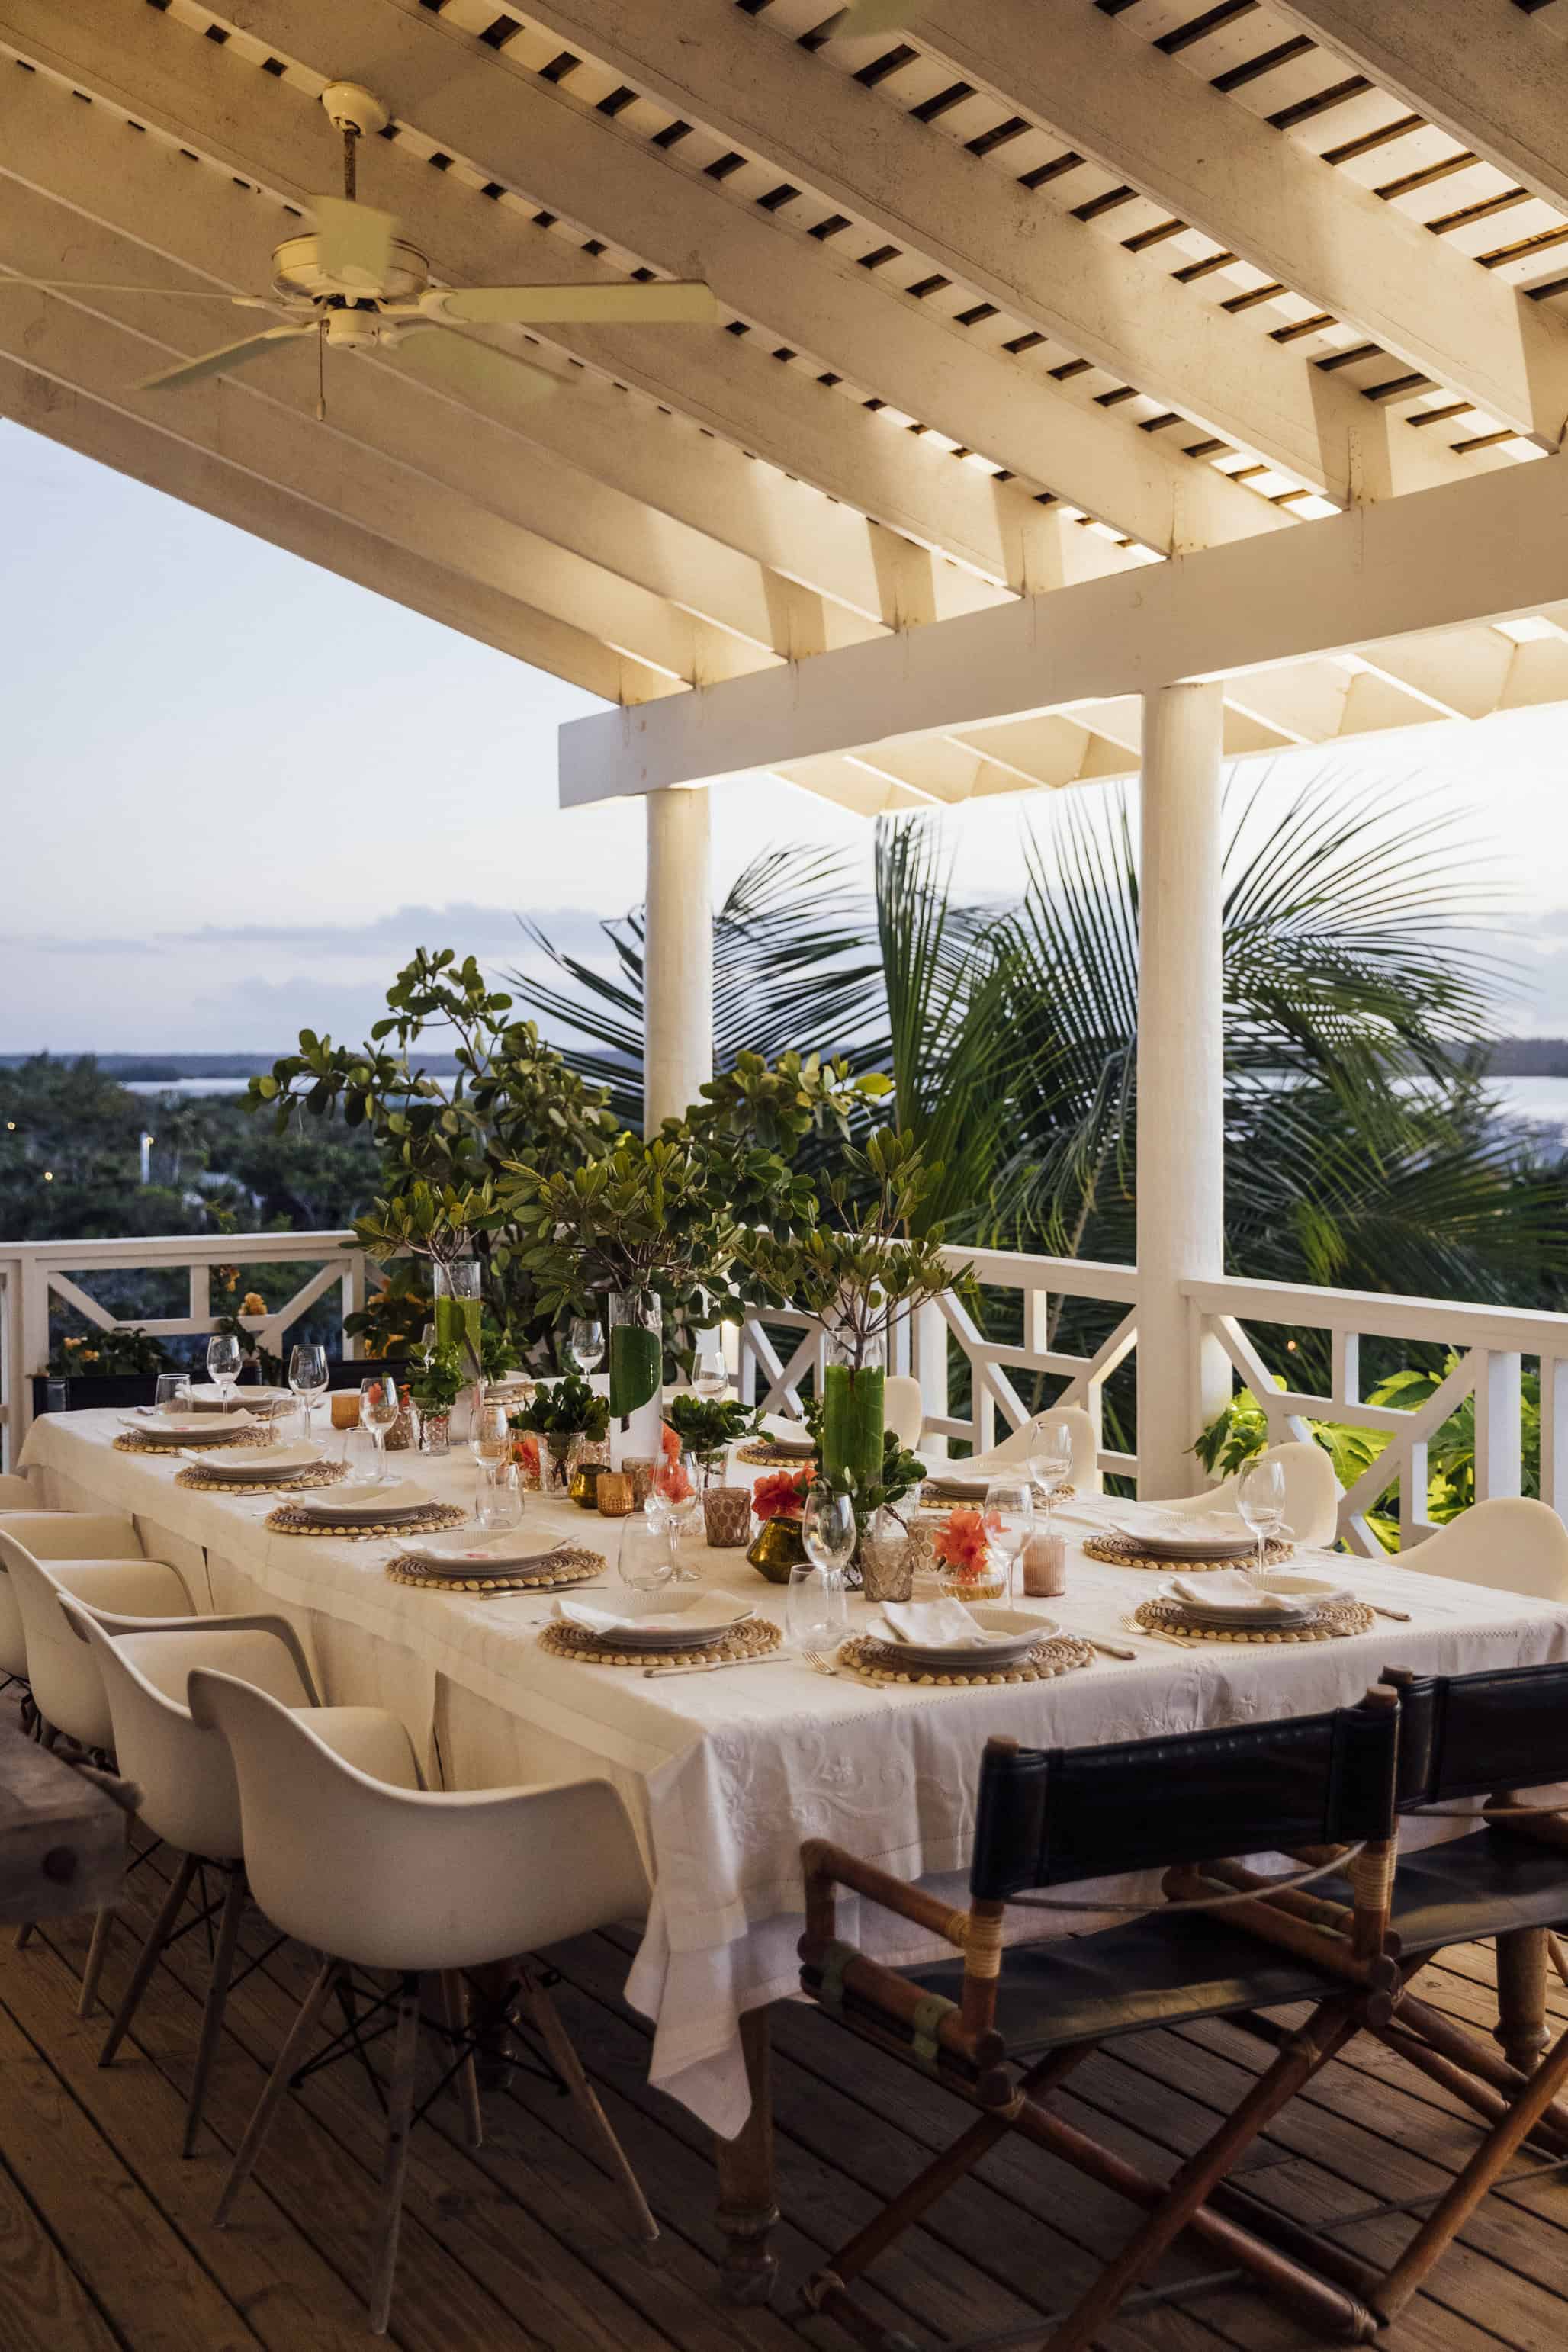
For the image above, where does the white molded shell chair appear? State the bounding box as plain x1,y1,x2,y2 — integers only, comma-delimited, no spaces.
189,1667,657,2334
1401,1497,1568,1602
0,1473,48,1511
0,1511,150,1688
1189,1439,1341,1552
64,1602,421,2155
882,1374,925,1451
969,1405,1100,1492
0,1525,194,1755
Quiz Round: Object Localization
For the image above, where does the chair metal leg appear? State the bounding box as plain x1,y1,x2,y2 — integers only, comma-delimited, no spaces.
99,1851,199,2069
183,1866,247,2158
438,1970,484,2151
368,1981,421,2337
522,1974,657,2243
76,1904,117,2020
216,1956,339,2227
1377,2014,1568,2321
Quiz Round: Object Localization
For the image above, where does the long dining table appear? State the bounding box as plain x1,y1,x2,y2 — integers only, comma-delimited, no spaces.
20,1404,1568,2300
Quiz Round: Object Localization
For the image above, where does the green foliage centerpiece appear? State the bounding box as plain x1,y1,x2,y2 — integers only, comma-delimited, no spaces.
509,1373,610,1491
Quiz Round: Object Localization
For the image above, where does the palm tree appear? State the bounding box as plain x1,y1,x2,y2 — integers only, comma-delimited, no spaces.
509,765,1565,1319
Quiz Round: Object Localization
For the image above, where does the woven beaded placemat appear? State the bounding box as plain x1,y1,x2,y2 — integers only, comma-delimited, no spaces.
1131,1595,1374,1646
386,1546,605,1594
175,1460,349,1496
840,1631,1095,1688
1083,1532,1293,1573
263,1501,467,1541
735,1439,818,1468
537,1614,783,1669
115,1425,278,1455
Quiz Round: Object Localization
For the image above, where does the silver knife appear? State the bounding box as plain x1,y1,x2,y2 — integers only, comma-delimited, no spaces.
642,1654,792,1679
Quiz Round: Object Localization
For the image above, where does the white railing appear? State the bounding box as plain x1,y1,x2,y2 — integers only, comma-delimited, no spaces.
8,1228,1568,1552
0,1230,371,1467
1187,1276,1568,1557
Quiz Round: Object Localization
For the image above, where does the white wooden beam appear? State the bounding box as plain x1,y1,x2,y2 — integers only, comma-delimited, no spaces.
0,0,1062,602
0,354,638,699
212,0,1288,557
559,447,1568,795
1273,0,1568,221
907,0,1568,448
504,0,1451,505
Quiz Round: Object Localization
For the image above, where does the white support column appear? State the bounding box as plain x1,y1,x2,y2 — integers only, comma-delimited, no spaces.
1136,682,1229,1498
644,786,715,1136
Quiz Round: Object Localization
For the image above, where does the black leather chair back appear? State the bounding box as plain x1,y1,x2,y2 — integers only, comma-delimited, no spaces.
1383,1663,1568,1807
969,1698,1399,1902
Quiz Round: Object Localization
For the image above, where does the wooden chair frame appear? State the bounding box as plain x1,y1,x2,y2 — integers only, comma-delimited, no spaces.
797,1711,1402,2352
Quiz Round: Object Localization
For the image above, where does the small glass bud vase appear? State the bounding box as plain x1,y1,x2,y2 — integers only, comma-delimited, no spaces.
860,1508,917,1603
622,1455,657,1509
702,1485,752,1548
417,1407,451,1456
538,1438,570,1494
938,1556,1008,1605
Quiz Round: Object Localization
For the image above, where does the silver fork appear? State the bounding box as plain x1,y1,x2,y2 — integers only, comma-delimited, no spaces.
802,1645,841,1678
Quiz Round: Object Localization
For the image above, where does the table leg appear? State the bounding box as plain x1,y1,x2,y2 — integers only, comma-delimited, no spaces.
1496,1927,1552,2074
715,2003,779,2305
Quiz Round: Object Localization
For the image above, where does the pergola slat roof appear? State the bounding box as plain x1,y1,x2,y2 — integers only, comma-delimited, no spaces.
5,0,1568,813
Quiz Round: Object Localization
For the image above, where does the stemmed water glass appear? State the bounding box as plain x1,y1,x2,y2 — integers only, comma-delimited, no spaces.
650,1450,701,1579
1027,1414,1074,1532
984,1476,1036,1603
1238,1457,1287,1583
288,1342,329,1446
358,1374,401,1486
801,1482,857,1579
469,1399,513,1510
207,1332,242,1407
566,1317,605,1376
693,1350,728,1400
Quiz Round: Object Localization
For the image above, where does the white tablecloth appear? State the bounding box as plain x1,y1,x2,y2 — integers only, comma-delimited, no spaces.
21,1409,1568,2135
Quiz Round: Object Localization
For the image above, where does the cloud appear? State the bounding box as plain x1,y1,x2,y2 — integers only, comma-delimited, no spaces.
162,901,617,959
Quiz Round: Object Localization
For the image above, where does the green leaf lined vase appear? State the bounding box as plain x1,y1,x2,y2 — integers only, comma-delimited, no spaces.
607,1289,663,1470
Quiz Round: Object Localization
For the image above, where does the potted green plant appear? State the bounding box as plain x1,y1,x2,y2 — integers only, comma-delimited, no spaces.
740,1128,960,1502
408,1339,464,1454
509,1373,610,1492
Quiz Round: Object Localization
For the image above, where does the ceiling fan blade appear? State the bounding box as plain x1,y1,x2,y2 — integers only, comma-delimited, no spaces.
815,0,918,34
424,279,720,327
390,325,560,404
137,324,315,393
313,194,397,292
0,278,247,297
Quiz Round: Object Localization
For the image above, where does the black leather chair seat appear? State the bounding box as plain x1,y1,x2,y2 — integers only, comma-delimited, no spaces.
904,1911,1343,2055
1357,1830,1568,1954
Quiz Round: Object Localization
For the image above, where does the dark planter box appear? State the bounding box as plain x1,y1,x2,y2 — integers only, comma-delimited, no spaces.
31,1356,410,1420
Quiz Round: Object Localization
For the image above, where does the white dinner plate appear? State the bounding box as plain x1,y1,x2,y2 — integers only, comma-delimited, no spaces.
182,1386,292,1412
1113,1511,1259,1560
1156,1571,1350,1627
180,1442,323,1482
555,1592,756,1650
122,1412,260,1443
401,1531,573,1573
868,1605,1052,1670
293,1480,434,1524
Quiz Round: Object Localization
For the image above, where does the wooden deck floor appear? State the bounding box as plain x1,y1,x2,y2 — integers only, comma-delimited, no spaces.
3,1846,1568,2352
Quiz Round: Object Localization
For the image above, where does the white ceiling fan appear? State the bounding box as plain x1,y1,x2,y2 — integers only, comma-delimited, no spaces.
3,82,719,403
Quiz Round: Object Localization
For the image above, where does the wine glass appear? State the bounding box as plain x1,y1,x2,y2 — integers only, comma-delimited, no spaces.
984,1476,1036,1604
619,1515,675,1602
358,1374,401,1486
787,1562,849,1660
1027,1415,1075,1531
650,1451,701,1579
1238,1457,1288,1582
693,1350,728,1400
207,1332,242,1408
288,1342,329,1446
802,1482,858,1578
566,1317,606,1376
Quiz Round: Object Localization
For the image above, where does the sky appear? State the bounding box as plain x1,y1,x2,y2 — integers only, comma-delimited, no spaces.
5,419,1568,1051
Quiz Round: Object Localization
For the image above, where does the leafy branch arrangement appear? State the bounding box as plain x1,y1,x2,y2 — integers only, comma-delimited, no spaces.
664,1393,761,1460
509,1373,609,1442
409,1341,465,1415
801,1390,927,1519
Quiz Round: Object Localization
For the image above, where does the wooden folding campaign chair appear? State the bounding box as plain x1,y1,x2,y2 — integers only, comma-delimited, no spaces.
797,1691,1403,2351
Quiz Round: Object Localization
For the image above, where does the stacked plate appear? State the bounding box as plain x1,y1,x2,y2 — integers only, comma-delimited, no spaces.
182,1385,292,1414
554,1592,757,1653
291,1480,438,1527
398,1530,582,1580
180,1441,323,1484
121,1411,263,1446
1157,1569,1351,1631
867,1602,1052,1671
1113,1509,1258,1560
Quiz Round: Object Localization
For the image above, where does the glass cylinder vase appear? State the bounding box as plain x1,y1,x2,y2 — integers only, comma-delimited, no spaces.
608,1288,663,1470
820,1330,885,1498
432,1259,484,1385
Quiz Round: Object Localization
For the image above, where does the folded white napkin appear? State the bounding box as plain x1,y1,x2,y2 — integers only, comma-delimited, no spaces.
403,1531,567,1570
295,1478,431,1519
1170,1569,1310,1614
879,1598,992,1649
555,1592,753,1640
1117,1508,1254,1544
184,1442,320,1476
